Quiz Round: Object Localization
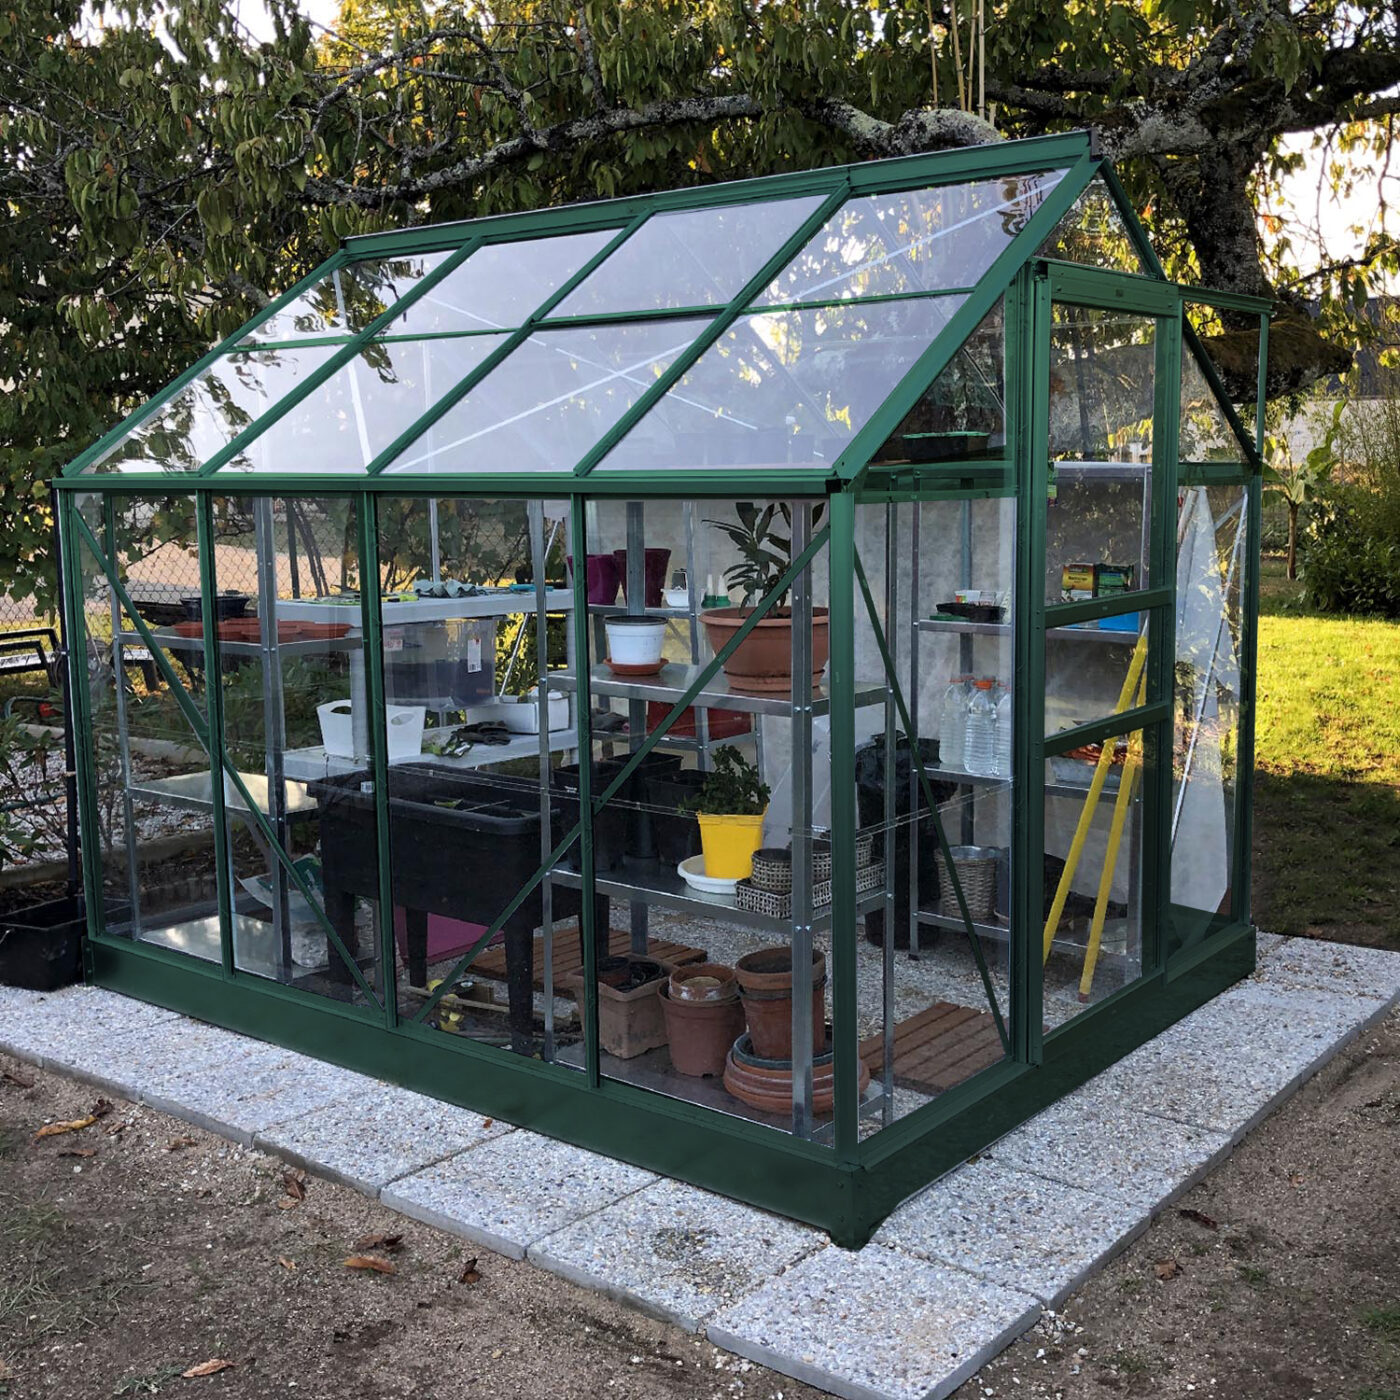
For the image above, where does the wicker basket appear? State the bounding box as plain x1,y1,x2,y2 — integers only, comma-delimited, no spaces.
938,846,999,922
749,848,794,894
735,861,885,920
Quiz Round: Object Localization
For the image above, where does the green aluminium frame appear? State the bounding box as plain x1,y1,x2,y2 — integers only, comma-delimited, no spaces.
53,132,1271,1247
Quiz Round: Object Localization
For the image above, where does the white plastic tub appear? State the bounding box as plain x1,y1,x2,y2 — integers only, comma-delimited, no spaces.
499,690,569,734
317,700,425,761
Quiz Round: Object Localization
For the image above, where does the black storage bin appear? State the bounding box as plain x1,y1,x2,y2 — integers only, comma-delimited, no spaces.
552,757,630,873
855,734,958,949
641,767,706,866
0,896,86,991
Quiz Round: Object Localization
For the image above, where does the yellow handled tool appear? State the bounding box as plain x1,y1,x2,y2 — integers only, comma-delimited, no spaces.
1042,632,1149,964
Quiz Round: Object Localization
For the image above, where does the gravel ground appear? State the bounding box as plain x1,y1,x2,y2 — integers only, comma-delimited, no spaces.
0,1052,827,1400
950,1005,1400,1400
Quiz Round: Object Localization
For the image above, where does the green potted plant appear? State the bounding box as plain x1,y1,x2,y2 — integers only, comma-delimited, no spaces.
701,502,828,693
684,745,770,880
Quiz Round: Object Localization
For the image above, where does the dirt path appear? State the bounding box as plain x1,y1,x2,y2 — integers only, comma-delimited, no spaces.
953,1007,1400,1400
0,1053,821,1400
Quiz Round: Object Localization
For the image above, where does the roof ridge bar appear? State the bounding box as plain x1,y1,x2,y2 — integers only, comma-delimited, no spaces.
62,248,354,476
569,183,851,478
342,131,1094,258
360,211,652,477
838,155,1098,486
191,237,487,478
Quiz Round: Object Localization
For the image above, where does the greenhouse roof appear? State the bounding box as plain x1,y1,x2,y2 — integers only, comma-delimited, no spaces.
62,130,1267,491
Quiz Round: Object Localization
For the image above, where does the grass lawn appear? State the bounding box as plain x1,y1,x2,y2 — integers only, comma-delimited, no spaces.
1252,554,1400,946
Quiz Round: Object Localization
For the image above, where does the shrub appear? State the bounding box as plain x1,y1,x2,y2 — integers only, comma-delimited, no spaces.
1299,480,1400,616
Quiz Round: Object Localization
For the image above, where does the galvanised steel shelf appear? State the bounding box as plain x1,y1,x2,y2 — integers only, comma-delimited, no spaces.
548,857,889,934
548,662,888,717
917,617,1141,645
120,629,362,659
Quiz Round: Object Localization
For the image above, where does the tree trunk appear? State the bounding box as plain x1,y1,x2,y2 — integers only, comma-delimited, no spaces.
1287,502,1299,581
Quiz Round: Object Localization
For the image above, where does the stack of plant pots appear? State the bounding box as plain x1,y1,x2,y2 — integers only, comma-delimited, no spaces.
659,962,745,1076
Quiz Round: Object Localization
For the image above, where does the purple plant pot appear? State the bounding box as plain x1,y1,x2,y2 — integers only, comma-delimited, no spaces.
613,548,672,609
567,553,621,606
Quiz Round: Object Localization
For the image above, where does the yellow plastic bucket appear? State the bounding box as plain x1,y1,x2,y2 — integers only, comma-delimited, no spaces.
697,812,767,879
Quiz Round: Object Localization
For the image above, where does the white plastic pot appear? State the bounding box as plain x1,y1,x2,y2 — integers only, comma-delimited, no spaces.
604,615,667,667
317,700,425,761
499,690,569,734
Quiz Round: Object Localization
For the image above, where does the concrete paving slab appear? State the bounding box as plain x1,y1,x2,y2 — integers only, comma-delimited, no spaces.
256,1080,510,1195
0,984,183,1069
384,1130,655,1261
141,1051,379,1145
874,1157,1148,1305
708,1243,1041,1400
1246,936,1400,1004
529,1176,823,1330
985,1085,1233,1208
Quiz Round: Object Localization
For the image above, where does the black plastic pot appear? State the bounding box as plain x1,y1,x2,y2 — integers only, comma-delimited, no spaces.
0,896,86,991
180,591,252,622
552,758,630,873
622,751,683,863
855,734,958,949
642,768,706,866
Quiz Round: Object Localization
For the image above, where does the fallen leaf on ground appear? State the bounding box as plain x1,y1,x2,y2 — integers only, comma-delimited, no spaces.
277,1257,296,1272
0,1358,12,1380
1289,1173,1305,1187
459,1256,481,1285
164,1136,197,1152
57,1147,97,1159
33,1099,111,1140
1178,1208,1218,1230
182,1358,234,1378
1154,1257,1182,1280
1,1069,34,1089
480,1118,493,1130
282,1171,306,1201
344,1255,396,1275
352,1232,403,1254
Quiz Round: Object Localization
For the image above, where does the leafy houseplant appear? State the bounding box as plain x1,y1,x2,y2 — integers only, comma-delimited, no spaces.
700,502,830,694
683,745,770,880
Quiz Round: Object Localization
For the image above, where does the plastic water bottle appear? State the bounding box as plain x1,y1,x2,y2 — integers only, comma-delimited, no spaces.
964,679,997,776
994,685,1013,778
940,675,968,771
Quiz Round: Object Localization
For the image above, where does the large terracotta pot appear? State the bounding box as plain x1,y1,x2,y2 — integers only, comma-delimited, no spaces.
660,984,745,1077
734,947,826,1060
700,607,829,694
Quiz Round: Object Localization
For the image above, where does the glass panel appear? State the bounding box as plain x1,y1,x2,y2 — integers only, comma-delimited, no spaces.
1036,177,1145,273
215,334,506,474
1171,485,1247,947
1181,339,1252,462
871,300,1006,466
1187,302,1261,431
1044,304,1157,606
73,496,222,961
549,197,825,318
85,347,342,475
576,498,846,1141
857,497,1014,1134
210,496,383,1007
753,171,1065,306
1043,723,1146,1025
594,297,965,473
382,319,708,475
383,229,616,336
1045,617,1150,736
240,252,455,346
361,497,583,1056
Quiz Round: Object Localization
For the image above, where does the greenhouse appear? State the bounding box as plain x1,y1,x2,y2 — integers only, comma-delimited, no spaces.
54,129,1270,1247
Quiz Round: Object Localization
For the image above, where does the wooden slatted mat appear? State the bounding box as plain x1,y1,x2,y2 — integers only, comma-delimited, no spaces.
471,924,707,996
859,1001,1005,1096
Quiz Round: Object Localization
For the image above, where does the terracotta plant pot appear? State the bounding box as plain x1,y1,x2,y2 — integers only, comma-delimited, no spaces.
700,607,830,694
573,957,669,1058
734,947,826,1060
660,984,745,1077
669,962,738,1002
721,1032,870,1116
